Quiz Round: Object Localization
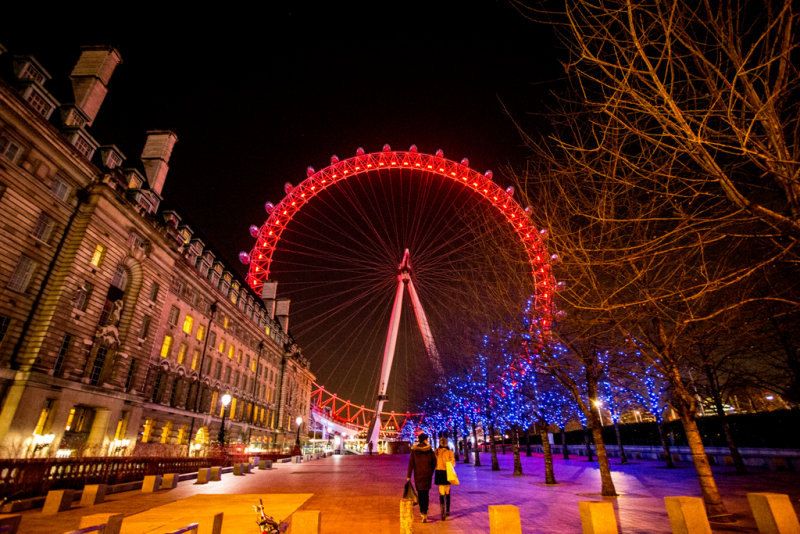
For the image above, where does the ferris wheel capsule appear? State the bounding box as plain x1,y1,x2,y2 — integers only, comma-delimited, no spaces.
525,205,533,213
460,157,469,167
284,182,293,194
249,225,259,237
307,166,315,177
331,155,339,164
382,144,391,152
505,186,515,196
409,144,418,152
238,251,251,264
484,170,493,180
264,201,275,213
435,149,444,158
356,147,365,156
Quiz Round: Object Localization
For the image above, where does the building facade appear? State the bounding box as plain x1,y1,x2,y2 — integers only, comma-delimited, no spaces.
0,44,313,457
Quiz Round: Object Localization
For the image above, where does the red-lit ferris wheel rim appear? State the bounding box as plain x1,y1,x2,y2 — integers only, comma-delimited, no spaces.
245,146,554,325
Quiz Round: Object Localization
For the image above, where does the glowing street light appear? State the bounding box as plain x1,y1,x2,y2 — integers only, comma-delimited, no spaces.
593,399,605,426
295,416,303,447
218,393,232,444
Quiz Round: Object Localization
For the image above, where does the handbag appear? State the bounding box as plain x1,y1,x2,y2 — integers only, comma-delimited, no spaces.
446,461,460,485
402,481,419,505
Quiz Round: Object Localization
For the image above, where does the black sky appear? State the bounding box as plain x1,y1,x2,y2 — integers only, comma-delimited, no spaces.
2,2,565,404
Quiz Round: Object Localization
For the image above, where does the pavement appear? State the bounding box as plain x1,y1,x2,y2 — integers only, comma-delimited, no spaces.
15,450,800,533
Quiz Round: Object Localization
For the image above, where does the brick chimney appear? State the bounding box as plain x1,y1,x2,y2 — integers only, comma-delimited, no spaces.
140,130,178,195
276,298,290,333
70,46,122,126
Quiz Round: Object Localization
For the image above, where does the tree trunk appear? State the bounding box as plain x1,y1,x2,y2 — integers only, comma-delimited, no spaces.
540,426,557,484
471,423,481,467
489,422,500,470
583,425,593,461
613,421,628,464
561,427,569,460
678,409,731,519
713,397,746,474
501,431,507,454
512,426,523,476
452,429,460,462
588,409,616,496
525,427,532,456
657,420,675,468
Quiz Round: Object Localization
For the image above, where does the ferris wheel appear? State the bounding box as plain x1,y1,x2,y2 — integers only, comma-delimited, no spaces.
243,145,554,435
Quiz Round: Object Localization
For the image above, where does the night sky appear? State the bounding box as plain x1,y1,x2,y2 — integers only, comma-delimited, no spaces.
2,3,565,407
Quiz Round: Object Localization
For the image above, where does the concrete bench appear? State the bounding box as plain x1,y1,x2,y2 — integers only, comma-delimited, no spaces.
489,505,521,534
72,513,124,534
747,492,800,534
142,475,162,493
664,496,711,534
164,512,223,534
210,466,222,481
579,501,617,534
42,489,75,515
233,463,245,476
259,459,273,469
197,468,210,484
79,484,107,506
162,473,180,489
0,514,21,534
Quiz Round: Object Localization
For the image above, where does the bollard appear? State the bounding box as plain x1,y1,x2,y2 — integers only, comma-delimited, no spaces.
197,468,210,484
162,473,180,489
0,514,21,534
78,513,124,534
488,505,521,534
210,467,222,481
288,510,320,534
42,489,75,515
664,497,711,534
233,464,244,476
142,475,162,493
399,500,413,534
79,484,107,506
579,501,618,534
747,493,800,534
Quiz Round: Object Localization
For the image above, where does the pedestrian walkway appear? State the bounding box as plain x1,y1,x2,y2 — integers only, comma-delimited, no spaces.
15,450,800,533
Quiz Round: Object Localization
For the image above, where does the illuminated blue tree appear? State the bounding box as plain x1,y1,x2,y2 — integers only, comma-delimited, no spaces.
628,363,674,467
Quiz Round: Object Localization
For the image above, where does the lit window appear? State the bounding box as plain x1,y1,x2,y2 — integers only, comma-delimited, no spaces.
177,343,187,365
218,339,225,353
33,401,52,434
31,212,56,243
251,359,257,372
90,244,106,267
160,335,173,358
182,315,194,335
228,344,235,359
190,349,200,370
223,316,229,329
8,255,36,292
142,419,154,443
196,324,206,341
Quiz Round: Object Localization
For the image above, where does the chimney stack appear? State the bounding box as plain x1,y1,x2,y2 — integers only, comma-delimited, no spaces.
275,298,290,333
70,46,122,126
140,130,178,195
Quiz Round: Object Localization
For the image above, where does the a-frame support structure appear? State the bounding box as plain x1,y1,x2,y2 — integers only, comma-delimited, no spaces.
365,249,442,447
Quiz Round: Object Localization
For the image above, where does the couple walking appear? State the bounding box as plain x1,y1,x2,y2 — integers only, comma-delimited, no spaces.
406,433,455,522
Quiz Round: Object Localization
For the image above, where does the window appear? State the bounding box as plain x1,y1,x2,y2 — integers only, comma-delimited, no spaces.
33,400,53,435
31,212,56,243
90,244,106,267
182,315,194,335
8,255,36,292
170,277,185,295
26,89,54,118
237,349,242,363
127,232,144,250
214,361,222,380
72,135,93,158
177,343,188,365
50,176,71,201
218,339,225,354
228,344,235,360
223,366,231,383
160,335,173,358
149,282,160,302
167,306,179,327
208,331,216,349
124,361,137,391
139,315,152,339
190,349,200,370
0,133,23,163
74,281,93,311
110,264,128,290
223,316,229,329
53,334,72,376
196,324,206,342
89,347,107,385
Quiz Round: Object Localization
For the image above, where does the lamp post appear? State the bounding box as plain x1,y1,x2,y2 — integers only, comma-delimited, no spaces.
295,416,303,446
218,393,232,444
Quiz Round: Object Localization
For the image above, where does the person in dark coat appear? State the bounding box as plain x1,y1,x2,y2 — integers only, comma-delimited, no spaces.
407,433,436,522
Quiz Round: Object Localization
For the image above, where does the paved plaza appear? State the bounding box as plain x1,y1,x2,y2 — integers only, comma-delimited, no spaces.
16,450,800,533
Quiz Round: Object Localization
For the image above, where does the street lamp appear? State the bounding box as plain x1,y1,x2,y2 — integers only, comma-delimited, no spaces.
593,399,604,426
295,416,303,447
218,393,232,444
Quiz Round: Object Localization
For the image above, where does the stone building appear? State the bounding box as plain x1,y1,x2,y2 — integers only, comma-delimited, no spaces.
0,44,313,457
